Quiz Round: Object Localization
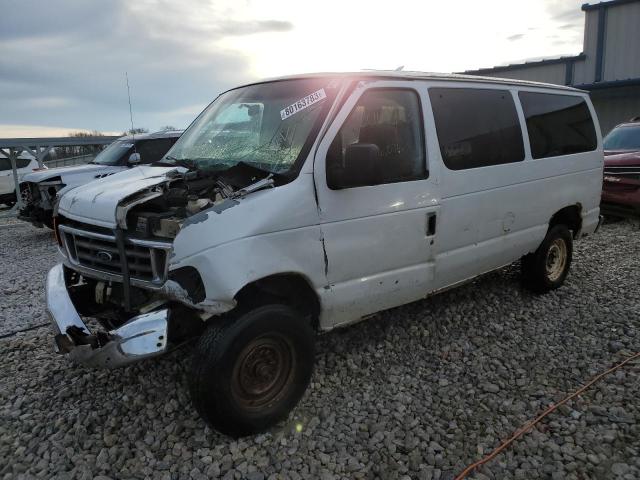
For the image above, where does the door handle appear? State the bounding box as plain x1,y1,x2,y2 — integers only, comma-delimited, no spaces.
426,212,437,236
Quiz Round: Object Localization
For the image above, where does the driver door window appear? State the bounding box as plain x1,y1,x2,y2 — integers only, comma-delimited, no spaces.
326,89,426,189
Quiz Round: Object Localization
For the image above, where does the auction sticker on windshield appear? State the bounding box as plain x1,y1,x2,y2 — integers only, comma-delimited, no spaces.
280,89,327,120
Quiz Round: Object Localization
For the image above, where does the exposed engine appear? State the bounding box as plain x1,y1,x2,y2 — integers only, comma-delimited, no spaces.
53,161,280,334
125,162,277,239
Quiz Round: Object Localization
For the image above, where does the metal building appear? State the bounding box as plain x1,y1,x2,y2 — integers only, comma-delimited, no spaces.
464,0,640,134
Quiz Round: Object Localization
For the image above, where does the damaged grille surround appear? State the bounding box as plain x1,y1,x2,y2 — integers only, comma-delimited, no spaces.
58,224,172,288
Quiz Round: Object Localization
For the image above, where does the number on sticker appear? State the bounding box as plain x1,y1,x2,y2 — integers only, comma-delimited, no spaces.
280,89,327,120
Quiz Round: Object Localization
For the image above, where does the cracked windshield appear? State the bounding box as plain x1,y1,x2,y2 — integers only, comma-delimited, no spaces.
164,78,341,174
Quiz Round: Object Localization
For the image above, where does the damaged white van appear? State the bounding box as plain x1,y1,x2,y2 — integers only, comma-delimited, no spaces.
46,72,603,436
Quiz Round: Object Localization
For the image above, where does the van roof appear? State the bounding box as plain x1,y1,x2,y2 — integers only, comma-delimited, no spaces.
238,71,586,93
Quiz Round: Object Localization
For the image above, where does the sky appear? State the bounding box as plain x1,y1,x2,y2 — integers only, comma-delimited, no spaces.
0,0,588,137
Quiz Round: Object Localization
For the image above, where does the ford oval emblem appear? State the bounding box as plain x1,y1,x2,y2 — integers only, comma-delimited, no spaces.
96,251,113,262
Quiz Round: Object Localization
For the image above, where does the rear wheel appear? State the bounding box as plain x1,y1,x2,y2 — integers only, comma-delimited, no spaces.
522,224,573,293
189,304,315,437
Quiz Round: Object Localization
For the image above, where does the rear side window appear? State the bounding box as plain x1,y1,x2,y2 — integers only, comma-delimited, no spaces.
519,92,597,159
136,138,178,164
429,88,524,170
16,158,31,168
0,158,31,170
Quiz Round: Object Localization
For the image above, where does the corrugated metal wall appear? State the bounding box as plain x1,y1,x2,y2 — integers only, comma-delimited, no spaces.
603,2,640,81
573,9,600,84
591,86,640,134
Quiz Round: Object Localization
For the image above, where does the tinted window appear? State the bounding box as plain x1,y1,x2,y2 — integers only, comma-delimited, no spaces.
603,125,640,150
92,140,133,165
429,88,524,170
519,92,597,159
136,138,177,164
327,89,426,189
0,158,31,170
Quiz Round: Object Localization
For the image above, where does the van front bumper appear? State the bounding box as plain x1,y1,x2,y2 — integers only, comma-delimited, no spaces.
46,264,169,368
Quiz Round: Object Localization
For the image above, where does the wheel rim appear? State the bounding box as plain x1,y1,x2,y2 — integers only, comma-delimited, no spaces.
231,334,295,412
545,238,567,282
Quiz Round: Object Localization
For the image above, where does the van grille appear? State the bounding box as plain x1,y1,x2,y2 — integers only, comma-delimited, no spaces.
58,224,171,285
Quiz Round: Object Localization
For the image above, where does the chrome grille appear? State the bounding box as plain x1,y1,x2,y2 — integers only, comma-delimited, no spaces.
604,165,640,181
59,224,171,285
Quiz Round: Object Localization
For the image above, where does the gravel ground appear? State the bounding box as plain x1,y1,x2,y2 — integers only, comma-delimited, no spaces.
0,220,57,336
1,217,639,480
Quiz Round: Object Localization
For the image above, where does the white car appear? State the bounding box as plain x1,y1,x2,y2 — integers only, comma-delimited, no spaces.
18,130,182,227
45,72,603,436
0,153,43,207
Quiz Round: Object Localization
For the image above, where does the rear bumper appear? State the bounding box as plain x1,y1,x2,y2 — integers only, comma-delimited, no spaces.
46,264,169,368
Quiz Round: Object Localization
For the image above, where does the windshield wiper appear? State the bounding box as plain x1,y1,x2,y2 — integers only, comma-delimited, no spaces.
155,155,197,170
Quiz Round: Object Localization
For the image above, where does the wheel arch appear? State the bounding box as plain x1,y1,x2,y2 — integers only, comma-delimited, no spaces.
549,204,583,238
233,272,321,329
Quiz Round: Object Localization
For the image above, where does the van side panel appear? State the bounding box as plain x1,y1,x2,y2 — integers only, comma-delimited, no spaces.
426,84,603,291
311,82,603,329
433,165,601,289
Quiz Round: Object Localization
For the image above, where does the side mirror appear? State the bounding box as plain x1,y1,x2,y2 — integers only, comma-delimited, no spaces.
128,152,141,165
328,143,380,189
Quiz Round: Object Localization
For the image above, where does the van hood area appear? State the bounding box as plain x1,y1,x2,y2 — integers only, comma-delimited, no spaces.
56,163,278,233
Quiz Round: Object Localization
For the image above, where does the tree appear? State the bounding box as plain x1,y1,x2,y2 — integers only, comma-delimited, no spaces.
61,130,107,157
123,127,149,135
159,125,178,131
68,130,105,138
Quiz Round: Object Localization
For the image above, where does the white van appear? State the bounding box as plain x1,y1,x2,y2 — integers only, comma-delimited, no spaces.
46,72,603,436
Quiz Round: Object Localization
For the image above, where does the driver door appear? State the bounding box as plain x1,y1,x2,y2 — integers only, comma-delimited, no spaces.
314,81,439,327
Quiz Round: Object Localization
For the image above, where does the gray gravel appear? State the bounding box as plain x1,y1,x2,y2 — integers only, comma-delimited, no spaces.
1,216,639,479
0,221,57,336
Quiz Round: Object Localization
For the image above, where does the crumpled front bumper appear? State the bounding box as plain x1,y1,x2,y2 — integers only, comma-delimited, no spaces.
46,263,170,368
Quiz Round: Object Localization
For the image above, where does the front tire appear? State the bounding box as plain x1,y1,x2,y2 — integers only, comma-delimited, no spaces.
189,304,315,437
522,224,573,293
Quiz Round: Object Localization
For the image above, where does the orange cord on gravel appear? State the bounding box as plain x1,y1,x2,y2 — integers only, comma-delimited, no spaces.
455,351,640,480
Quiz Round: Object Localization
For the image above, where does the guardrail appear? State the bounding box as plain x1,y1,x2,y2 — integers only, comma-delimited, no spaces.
1,136,118,210
44,154,95,168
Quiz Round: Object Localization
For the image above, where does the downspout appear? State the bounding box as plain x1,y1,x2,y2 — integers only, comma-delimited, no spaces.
594,7,607,83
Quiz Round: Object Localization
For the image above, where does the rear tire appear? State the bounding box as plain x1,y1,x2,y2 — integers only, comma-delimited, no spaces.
522,224,573,294
189,304,315,437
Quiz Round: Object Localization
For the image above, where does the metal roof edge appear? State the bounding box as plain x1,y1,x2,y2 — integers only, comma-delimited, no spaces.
582,0,640,11
462,54,586,75
574,77,640,90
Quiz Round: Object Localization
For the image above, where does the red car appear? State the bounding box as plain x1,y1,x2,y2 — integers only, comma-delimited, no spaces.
601,119,640,218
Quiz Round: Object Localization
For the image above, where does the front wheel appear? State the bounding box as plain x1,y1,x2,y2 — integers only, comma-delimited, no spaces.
189,304,315,437
522,224,573,293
